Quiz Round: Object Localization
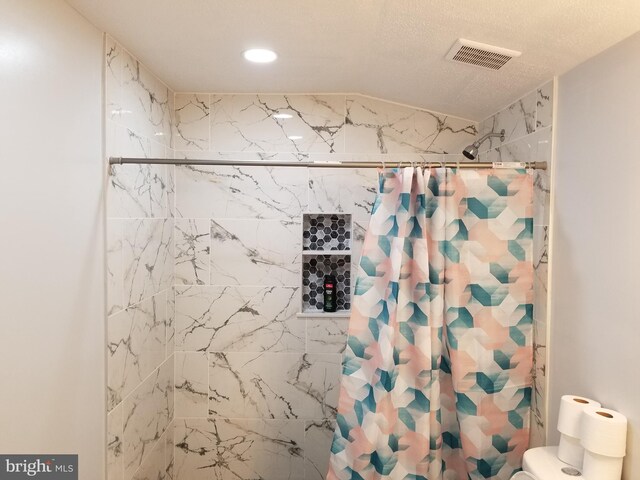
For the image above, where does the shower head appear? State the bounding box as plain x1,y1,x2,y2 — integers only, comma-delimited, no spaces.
462,129,505,160
462,143,479,160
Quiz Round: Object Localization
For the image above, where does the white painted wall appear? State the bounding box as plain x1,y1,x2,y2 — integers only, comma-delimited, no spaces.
549,31,640,479
0,1,106,478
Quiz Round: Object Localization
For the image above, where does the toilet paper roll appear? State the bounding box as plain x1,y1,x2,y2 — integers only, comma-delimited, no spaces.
580,407,627,458
557,395,601,437
582,450,624,480
556,395,601,467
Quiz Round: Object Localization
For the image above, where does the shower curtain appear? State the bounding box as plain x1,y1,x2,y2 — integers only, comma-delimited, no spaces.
328,167,533,480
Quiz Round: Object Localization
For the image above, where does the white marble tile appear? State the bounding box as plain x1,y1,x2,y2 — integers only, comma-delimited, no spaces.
123,218,173,306
474,147,499,163
210,219,300,286
493,134,537,163
131,421,174,480
123,358,174,480
168,90,176,149
174,352,208,418
532,339,547,425
345,95,477,154
166,163,175,219
107,403,124,480
174,93,210,151
164,420,174,480
175,286,304,353
167,359,175,422
308,168,378,220
105,36,123,124
306,319,349,354
106,120,171,220
175,165,307,220
106,37,172,149
108,164,168,220
174,165,231,218
533,127,552,226
174,418,305,480
225,166,308,219
536,81,554,130
351,219,367,267
533,225,549,287
210,94,345,153
131,426,168,480
120,47,172,145
529,413,546,448
479,90,537,150
166,92,175,152
149,133,168,158
108,292,167,411
174,219,210,285
304,420,335,480
106,121,149,160
105,120,118,163
107,220,124,316
208,352,340,420
166,288,175,358
533,318,547,350
534,255,548,328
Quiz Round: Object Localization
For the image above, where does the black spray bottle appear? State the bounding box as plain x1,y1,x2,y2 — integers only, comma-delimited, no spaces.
323,274,337,312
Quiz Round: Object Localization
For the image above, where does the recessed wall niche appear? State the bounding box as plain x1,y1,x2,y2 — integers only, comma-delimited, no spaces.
300,213,352,315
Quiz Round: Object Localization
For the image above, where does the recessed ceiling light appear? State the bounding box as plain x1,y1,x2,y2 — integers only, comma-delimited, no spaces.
243,48,277,63
273,113,293,119
288,135,303,140
154,132,165,136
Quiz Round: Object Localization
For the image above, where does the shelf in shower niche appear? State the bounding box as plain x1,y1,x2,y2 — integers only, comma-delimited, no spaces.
301,254,351,313
302,250,352,256
296,311,351,318
302,213,352,251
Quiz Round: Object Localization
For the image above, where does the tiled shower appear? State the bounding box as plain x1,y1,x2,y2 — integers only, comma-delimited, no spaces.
105,35,552,480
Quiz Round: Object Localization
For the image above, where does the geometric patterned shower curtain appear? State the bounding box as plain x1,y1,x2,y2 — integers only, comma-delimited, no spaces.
327,167,533,480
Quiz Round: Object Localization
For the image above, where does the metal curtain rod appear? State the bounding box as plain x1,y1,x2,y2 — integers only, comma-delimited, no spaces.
109,157,547,170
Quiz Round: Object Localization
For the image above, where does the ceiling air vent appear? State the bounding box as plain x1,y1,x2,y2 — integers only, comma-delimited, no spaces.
446,39,521,70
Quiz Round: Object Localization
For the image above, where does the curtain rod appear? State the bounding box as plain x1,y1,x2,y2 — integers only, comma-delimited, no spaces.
109,157,547,170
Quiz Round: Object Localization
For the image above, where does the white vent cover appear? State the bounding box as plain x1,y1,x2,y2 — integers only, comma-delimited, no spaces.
446,39,521,70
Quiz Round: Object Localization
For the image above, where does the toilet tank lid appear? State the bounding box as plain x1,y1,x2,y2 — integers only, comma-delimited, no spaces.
523,446,580,479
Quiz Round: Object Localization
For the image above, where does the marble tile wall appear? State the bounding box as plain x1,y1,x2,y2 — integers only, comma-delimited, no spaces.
172,166,370,480
106,36,175,480
173,93,478,159
477,80,555,447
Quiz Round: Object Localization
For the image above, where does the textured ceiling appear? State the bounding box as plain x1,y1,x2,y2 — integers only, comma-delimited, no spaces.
66,0,640,120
